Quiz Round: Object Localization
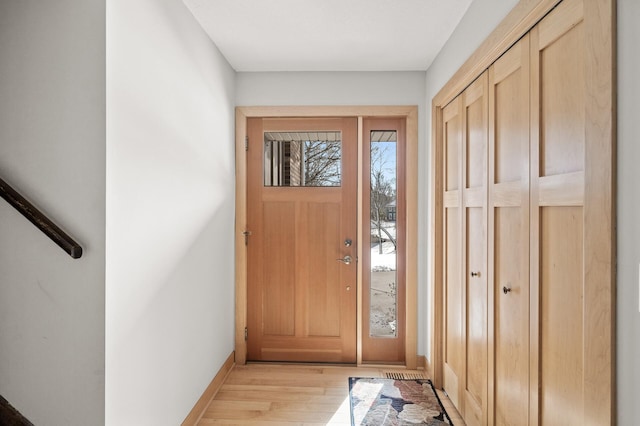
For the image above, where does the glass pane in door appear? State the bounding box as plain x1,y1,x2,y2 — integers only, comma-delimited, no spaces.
263,131,342,187
369,131,397,337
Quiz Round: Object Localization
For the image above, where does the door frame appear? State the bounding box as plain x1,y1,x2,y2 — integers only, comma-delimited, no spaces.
235,105,418,368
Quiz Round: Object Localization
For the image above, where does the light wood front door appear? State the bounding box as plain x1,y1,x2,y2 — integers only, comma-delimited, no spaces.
246,117,357,363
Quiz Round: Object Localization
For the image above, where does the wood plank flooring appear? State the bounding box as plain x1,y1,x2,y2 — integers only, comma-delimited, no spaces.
197,363,465,425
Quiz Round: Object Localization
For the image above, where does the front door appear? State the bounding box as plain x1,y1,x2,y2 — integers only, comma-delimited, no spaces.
246,117,357,362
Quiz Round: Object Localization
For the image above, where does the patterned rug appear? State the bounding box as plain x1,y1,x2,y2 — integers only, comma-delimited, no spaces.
349,377,453,425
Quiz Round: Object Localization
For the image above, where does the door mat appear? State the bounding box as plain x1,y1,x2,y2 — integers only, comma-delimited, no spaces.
349,377,453,425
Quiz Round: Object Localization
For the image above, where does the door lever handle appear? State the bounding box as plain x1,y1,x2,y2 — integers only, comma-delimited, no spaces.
336,255,352,265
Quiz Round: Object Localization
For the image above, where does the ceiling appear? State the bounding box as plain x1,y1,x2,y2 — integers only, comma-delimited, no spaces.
181,0,474,72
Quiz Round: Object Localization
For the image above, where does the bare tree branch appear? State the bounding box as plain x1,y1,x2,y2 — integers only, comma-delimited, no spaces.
370,144,396,253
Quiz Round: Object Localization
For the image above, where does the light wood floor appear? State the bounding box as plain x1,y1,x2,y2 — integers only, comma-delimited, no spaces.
197,363,465,425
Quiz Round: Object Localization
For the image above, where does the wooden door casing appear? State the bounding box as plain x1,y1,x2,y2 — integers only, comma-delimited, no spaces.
235,106,419,370
246,117,358,363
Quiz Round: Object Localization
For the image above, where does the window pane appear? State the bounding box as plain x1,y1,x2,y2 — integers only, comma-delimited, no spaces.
264,131,342,187
369,131,397,337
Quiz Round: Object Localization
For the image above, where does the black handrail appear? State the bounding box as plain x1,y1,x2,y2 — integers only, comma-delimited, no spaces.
0,177,82,259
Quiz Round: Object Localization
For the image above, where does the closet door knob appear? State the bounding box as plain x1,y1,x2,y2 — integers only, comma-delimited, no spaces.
503,286,512,294
470,271,481,277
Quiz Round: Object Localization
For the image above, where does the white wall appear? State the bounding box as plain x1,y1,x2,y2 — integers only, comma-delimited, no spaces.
0,1,106,425
425,0,640,423
616,0,640,423
106,0,236,424
237,71,428,351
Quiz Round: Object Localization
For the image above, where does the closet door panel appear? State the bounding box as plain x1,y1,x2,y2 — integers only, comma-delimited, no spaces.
530,0,615,422
539,207,584,425
462,73,488,426
539,22,585,177
445,207,462,382
488,35,530,426
445,102,461,192
464,207,485,426
493,54,528,185
466,90,487,190
494,207,529,425
530,0,593,424
442,98,463,409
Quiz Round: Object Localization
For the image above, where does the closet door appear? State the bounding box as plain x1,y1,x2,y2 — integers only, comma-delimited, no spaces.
461,73,488,426
530,0,613,423
530,3,585,420
434,1,614,425
488,35,530,426
442,96,463,410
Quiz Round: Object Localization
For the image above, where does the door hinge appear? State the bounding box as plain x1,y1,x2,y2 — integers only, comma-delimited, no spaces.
244,327,248,341
245,136,249,151
243,230,252,245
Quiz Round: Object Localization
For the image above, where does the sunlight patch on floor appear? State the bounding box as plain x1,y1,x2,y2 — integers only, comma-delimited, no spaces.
325,395,352,425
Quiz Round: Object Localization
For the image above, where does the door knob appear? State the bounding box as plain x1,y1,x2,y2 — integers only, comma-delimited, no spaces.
503,286,512,294
470,271,481,277
337,255,352,265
